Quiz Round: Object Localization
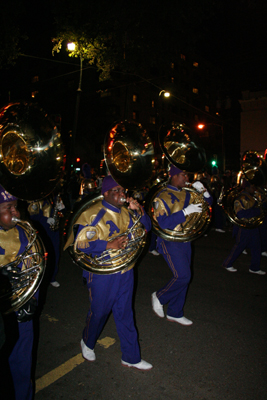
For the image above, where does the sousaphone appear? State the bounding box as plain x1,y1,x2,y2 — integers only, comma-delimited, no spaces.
221,151,267,228
0,101,65,313
146,122,211,242
64,120,155,274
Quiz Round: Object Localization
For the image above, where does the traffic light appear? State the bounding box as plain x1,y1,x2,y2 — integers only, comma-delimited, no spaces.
76,157,81,163
211,154,217,167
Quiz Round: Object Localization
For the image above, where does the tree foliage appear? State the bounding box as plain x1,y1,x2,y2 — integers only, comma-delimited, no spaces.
0,2,26,69
51,0,216,80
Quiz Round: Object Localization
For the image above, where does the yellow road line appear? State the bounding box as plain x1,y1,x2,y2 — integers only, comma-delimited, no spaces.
35,353,85,393
35,337,116,393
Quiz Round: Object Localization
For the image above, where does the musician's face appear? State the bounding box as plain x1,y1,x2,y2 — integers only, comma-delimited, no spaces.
0,200,20,231
171,172,189,189
104,185,126,208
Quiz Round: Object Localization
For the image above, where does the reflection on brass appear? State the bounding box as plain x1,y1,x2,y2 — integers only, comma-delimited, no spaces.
2,132,28,175
221,151,267,228
0,218,46,314
66,195,147,274
112,141,131,173
159,123,206,172
147,185,211,242
104,121,155,190
0,102,64,200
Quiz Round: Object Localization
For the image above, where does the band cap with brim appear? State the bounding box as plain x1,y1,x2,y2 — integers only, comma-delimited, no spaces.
0,185,17,204
101,175,120,194
169,165,184,177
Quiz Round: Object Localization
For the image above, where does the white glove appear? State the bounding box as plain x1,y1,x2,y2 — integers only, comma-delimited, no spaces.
203,191,211,198
183,203,203,216
47,217,55,226
192,181,205,192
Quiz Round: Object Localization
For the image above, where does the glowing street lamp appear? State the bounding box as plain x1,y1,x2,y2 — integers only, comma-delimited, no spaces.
159,90,171,98
67,41,83,163
67,42,76,51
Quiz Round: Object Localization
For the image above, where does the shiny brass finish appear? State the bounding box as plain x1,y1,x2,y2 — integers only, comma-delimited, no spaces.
65,194,147,274
0,102,65,200
0,218,46,314
241,150,267,187
221,151,267,228
159,123,206,173
146,183,212,242
221,186,266,229
104,121,155,190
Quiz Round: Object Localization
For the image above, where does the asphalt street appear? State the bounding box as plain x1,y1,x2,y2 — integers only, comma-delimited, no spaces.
33,227,267,400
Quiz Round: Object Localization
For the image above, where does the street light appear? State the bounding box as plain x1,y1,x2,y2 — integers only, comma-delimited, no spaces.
67,42,83,163
197,122,225,172
159,90,171,98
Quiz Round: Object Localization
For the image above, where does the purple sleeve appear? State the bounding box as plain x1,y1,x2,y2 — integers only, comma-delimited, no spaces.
157,209,186,230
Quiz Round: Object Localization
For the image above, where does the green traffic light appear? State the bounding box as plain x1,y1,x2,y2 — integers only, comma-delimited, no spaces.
211,160,217,166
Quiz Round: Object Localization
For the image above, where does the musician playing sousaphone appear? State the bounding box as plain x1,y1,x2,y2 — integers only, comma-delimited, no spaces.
65,175,153,370
0,185,39,400
151,165,213,326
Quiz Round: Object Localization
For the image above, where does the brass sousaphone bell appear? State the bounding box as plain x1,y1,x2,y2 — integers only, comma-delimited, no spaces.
146,123,212,242
0,101,65,313
65,120,155,274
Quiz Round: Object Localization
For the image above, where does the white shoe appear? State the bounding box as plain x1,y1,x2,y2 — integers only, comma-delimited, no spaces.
149,250,160,256
50,281,60,287
121,359,153,370
243,250,248,255
151,292,164,318
215,229,225,233
261,252,267,257
80,339,96,361
249,269,266,275
166,315,193,326
225,266,237,272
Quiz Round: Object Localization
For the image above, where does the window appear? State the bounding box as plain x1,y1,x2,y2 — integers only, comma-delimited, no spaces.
132,94,138,102
193,62,199,68
32,76,39,83
192,87,199,94
150,116,156,124
181,54,186,61
31,91,38,98
132,111,139,120
170,62,175,69
205,105,210,112
151,100,155,108
171,77,174,83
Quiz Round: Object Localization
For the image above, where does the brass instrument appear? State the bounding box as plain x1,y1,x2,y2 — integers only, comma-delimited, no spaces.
64,120,154,274
0,101,65,200
0,218,46,314
146,122,211,242
65,194,147,274
159,123,206,173
104,120,155,190
221,151,267,228
0,101,64,312
146,183,211,242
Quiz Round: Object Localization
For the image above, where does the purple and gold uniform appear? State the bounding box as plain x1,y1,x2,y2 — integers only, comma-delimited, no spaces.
0,224,36,400
223,188,262,271
153,184,213,318
72,198,151,364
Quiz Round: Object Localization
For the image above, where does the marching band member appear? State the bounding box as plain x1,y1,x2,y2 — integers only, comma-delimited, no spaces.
222,180,266,275
0,185,38,400
65,175,153,370
151,165,213,325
